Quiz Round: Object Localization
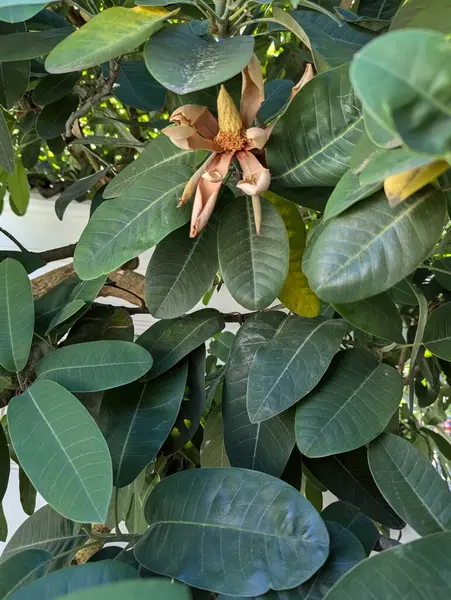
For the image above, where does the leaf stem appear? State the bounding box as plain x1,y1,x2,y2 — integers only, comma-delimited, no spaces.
422,264,451,276
0,227,29,253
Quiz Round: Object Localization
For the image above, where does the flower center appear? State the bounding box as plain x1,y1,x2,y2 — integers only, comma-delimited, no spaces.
215,85,247,152
215,130,248,152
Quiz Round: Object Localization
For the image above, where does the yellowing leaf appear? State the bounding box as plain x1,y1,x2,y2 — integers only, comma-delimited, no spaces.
265,191,321,318
45,6,175,74
384,159,449,207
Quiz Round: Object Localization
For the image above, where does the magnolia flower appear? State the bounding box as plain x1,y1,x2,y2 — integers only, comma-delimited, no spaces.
162,55,271,237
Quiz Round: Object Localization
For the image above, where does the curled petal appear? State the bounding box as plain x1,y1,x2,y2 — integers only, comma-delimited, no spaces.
252,195,262,235
290,63,315,101
162,125,220,152
179,152,218,207
245,126,270,150
241,54,265,129
236,150,271,196
170,104,219,140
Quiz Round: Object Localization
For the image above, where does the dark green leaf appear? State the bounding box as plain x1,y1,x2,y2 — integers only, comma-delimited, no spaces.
210,331,234,364
34,276,79,336
223,313,296,477
8,380,113,523
304,188,446,303
0,422,9,503
0,4,47,23
358,0,402,19
421,427,451,461
321,501,379,556
368,433,451,535
268,64,363,187
218,197,289,310
0,549,51,599
390,0,451,35
0,258,34,372
304,448,404,529
65,305,134,345
137,308,224,379
247,316,347,422
19,467,36,517
21,137,41,170
0,59,30,110
259,79,293,123
100,360,188,487
49,579,191,600
388,278,418,306
424,302,451,360
0,28,72,61
296,349,402,457
322,531,451,600
55,169,108,220
46,300,85,334
35,341,153,392
113,60,165,112
200,402,230,468
146,220,219,319
36,94,78,140
0,109,14,174
323,170,381,221
144,24,254,94
32,72,80,106
135,467,329,596
7,158,30,216
333,292,404,343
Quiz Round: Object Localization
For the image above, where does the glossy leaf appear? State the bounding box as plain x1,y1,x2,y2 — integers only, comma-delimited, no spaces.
390,0,451,33
359,147,441,186
0,59,30,110
0,109,14,174
100,360,188,487
358,0,402,19
135,468,329,596
0,4,47,23
8,380,113,523
64,305,134,345
9,560,137,600
259,79,293,123
45,7,173,74
137,309,224,379
304,448,404,529
0,259,34,372
7,158,30,216
55,169,108,220
201,403,230,468
0,423,9,503
323,170,381,222
350,30,451,155
323,531,451,600
36,95,78,140
268,64,363,187
74,165,193,280
424,303,451,360
333,292,404,343
144,23,254,93
295,349,402,457
31,72,79,106
369,433,451,535
113,60,165,112
0,549,51,599
218,197,289,310
304,188,446,303
247,316,347,422
35,341,152,392
223,313,296,476
51,579,191,600
321,501,379,556
0,29,72,62
45,299,86,335
146,220,219,319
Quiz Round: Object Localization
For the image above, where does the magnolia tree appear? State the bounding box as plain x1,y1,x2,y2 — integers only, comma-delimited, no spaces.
1,0,451,598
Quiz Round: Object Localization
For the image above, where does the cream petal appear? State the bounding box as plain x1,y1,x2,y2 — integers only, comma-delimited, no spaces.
178,152,218,206
236,150,271,196
241,54,265,129
245,126,269,150
162,125,220,152
170,104,207,126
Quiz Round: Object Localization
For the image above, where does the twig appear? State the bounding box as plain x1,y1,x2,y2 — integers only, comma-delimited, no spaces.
38,244,77,263
0,226,29,253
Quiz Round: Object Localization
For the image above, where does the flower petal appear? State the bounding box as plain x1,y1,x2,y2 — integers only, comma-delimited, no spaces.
170,104,219,140
290,63,314,101
162,125,220,152
245,126,269,150
241,54,265,129
179,152,218,206
236,150,271,196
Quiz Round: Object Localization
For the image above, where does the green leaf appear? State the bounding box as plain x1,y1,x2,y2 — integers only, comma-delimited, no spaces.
304,448,404,529
0,4,47,23
8,380,113,523
144,23,254,94
358,0,402,20
0,549,51,599
64,305,134,345
21,136,41,170
210,331,234,363
0,258,34,372
267,64,363,187
9,560,137,600
34,276,79,336
45,300,86,335
50,580,191,600
321,501,379,556
137,308,224,379
223,313,297,477
135,467,329,596
358,147,440,187
0,422,9,503
424,302,451,360
304,188,446,304
421,427,451,461
333,292,404,343
218,197,289,310
146,220,219,319
0,504,87,564
0,59,30,110
32,72,80,107
45,6,174,74
200,403,230,468
247,316,347,422
350,29,451,155
390,0,451,34
103,135,201,199
368,433,451,535
322,531,451,600
7,158,30,216
323,169,382,221
55,169,108,220
100,360,188,487
0,252,44,276
0,29,72,61
295,349,403,457
19,467,36,517
74,164,194,280
0,109,14,174
292,10,376,71
259,79,293,124
0,503,6,542
112,60,165,112
35,341,153,392
36,95,79,140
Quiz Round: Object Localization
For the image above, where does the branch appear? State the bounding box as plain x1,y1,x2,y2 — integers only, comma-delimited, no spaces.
38,244,77,263
0,226,28,253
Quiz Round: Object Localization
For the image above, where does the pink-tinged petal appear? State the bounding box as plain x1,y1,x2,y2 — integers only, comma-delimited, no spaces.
162,125,220,152
241,54,265,129
252,195,262,235
245,126,269,150
236,150,271,196
178,152,218,207
290,63,314,101
190,152,233,237
170,104,219,140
